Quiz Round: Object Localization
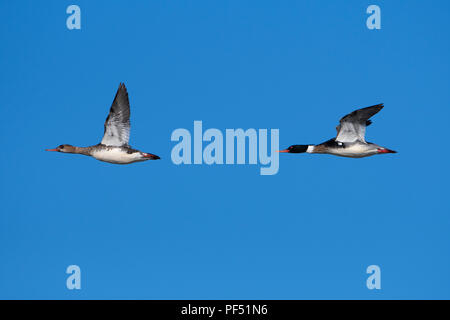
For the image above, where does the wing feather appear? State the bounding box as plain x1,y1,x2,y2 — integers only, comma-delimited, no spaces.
335,104,383,143
100,83,131,147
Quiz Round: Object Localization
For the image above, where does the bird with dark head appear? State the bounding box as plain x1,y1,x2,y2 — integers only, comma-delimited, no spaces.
278,145,309,153
278,104,397,158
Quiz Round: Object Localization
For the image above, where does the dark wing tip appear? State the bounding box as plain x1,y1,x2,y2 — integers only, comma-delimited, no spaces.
112,82,130,108
105,82,130,125
367,103,384,116
373,103,384,109
117,82,128,96
340,103,385,124
362,103,383,111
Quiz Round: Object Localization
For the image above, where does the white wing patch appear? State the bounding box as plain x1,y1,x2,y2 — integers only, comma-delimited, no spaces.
335,104,383,143
336,121,366,143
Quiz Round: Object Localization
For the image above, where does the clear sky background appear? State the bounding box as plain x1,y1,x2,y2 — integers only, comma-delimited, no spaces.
1,0,449,299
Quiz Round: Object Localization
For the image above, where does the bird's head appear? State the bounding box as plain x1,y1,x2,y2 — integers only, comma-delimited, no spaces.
45,144,76,153
278,145,309,153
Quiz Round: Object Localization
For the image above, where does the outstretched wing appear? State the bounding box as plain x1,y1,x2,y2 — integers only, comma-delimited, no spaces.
101,83,131,147
335,104,383,143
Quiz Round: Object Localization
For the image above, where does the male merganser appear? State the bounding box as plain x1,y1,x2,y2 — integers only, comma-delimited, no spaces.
279,104,396,158
46,83,160,164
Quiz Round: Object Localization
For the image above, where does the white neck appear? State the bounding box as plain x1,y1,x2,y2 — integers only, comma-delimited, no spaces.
306,145,315,153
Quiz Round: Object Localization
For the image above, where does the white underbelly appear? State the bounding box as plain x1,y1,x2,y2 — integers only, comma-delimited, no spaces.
92,149,141,164
328,144,373,158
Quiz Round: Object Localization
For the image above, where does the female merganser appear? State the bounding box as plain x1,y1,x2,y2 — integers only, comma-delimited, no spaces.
46,83,160,164
279,104,396,158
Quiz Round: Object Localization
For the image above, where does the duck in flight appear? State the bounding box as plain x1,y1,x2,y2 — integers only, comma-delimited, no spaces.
46,83,160,164
279,104,396,158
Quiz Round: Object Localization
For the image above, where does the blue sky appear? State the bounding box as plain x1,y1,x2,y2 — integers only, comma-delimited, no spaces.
1,0,449,299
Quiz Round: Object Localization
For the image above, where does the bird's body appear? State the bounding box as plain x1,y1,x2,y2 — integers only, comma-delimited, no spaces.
90,145,144,164
83,144,153,164
279,104,396,157
46,83,160,164
307,138,388,158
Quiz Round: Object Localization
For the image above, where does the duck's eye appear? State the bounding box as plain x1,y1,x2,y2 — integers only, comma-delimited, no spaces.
59,145,64,149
